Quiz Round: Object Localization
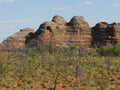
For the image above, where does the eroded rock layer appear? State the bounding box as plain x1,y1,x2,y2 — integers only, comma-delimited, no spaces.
0,28,34,53
26,15,92,48
1,15,120,54
92,22,120,47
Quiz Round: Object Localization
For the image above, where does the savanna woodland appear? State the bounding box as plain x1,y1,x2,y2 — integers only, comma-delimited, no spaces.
0,15,120,90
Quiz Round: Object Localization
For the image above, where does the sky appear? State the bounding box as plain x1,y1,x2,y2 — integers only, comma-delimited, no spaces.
0,0,120,43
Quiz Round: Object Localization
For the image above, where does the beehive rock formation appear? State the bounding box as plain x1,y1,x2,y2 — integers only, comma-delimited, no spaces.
2,15,120,54
92,22,120,47
0,28,34,53
26,15,92,48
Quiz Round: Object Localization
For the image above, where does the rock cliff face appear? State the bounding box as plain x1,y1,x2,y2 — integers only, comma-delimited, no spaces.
1,15,120,54
26,15,92,48
92,22,120,47
0,28,34,53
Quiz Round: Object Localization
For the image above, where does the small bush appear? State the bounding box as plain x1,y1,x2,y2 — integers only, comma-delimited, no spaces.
47,43,55,55
97,42,120,56
97,46,114,56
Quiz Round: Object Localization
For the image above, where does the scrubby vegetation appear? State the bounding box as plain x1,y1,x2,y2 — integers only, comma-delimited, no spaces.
97,42,120,56
0,44,120,90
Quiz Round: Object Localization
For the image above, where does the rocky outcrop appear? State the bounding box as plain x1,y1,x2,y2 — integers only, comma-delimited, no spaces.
0,28,34,53
26,15,92,48
92,22,120,47
1,15,120,54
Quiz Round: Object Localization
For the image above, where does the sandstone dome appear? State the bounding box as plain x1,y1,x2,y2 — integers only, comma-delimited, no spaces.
69,16,90,30
52,15,66,25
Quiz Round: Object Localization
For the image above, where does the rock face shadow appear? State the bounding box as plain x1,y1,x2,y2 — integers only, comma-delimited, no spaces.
91,22,119,47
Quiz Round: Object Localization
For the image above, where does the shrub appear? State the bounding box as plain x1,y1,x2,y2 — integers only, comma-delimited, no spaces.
97,42,120,56
47,43,55,55
113,42,120,56
97,46,114,56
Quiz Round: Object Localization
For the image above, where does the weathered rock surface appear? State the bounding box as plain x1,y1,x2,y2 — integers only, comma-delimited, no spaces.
1,15,120,54
26,15,92,48
0,28,34,53
92,22,120,47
